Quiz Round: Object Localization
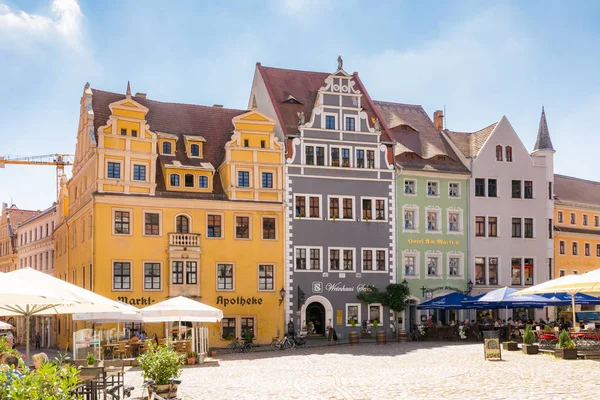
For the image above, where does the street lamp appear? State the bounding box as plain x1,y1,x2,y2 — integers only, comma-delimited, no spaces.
279,288,286,306
402,279,408,290
467,280,473,295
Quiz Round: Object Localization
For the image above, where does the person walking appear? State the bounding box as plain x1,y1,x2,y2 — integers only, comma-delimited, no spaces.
35,332,41,350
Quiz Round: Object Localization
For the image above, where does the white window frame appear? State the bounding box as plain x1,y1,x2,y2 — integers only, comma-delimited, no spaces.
198,174,210,189
106,159,123,180
426,180,440,198
354,146,376,169
328,247,356,273
188,142,202,158
345,303,361,327
131,162,149,182
425,206,442,234
360,196,387,222
557,211,563,224
572,240,579,256
234,214,253,241
294,194,322,220
169,173,181,188
327,195,354,221
236,168,252,188
216,262,235,291
570,212,576,225
402,205,419,232
361,248,388,273
425,251,442,278
160,139,176,156
142,210,163,237
446,208,463,235
559,269,566,277
404,179,417,196
174,212,193,234
447,251,464,279
329,145,353,168
559,240,566,255
583,214,589,226
206,212,224,240
448,182,461,198
585,242,591,257
142,261,163,292
111,260,133,292
402,250,420,279
323,112,338,130
344,115,357,132
112,208,133,237
367,303,383,324
294,246,323,272
257,263,275,292
303,144,327,166
261,215,278,241
595,215,599,227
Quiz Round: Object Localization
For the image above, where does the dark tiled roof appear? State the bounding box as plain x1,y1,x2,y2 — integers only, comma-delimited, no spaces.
534,107,554,151
554,226,600,236
444,123,498,158
90,88,247,195
373,101,469,174
554,174,600,210
257,64,390,141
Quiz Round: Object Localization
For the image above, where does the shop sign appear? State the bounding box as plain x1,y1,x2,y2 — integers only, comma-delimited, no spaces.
117,296,156,306
336,310,343,325
407,238,460,246
216,296,263,307
325,283,371,292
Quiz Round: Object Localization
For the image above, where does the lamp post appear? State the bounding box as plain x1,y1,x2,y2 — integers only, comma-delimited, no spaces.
277,288,286,337
467,280,473,295
402,279,408,290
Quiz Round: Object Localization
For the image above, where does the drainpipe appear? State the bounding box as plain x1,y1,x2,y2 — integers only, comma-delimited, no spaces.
466,158,473,322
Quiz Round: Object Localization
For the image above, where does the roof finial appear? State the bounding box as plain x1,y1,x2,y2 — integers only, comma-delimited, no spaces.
534,106,554,152
126,81,131,97
542,105,545,114
337,55,343,70
251,94,258,109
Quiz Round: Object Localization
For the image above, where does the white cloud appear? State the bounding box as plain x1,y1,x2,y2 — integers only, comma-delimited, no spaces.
272,0,335,24
0,0,83,51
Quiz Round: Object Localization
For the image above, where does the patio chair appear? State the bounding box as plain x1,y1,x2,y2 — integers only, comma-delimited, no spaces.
113,342,129,359
78,366,104,400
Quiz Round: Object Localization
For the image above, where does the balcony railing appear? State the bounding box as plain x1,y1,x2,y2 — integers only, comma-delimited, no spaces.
168,233,200,247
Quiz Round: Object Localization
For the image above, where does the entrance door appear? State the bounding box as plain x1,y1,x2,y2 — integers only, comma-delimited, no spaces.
406,300,417,333
306,302,326,336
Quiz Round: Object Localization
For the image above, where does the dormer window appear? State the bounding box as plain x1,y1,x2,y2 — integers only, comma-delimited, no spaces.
506,146,513,162
244,139,249,147
120,129,127,136
190,144,200,157
170,174,180,187
198,176,208,188
496,145,503,161
184,174,194,188
261,140,266,148
163,142,172,155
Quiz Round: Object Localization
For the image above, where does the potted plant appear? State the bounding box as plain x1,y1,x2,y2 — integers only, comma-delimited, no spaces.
186,351,197,365
138,341,184,398
209,347,217,357
85,352,97,367
522,324,538,355
224,333,234,341
555,330,577,359
502,341,519,351
364,216,371,222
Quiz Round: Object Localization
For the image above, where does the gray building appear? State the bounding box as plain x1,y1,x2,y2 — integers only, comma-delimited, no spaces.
249,60,396,338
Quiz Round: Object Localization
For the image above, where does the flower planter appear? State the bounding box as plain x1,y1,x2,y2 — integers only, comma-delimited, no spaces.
150,384,178,398
209,350,217,357
187,357,196,365
522,344,538,355
376,330,386,345
555,348,577,360
502,342,519,351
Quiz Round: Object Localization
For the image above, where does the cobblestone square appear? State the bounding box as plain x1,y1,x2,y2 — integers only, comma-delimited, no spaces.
124,342,599,400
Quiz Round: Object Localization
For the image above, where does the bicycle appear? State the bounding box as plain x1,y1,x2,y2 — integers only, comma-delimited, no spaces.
141,378,182,400
270,334,295,350
293,334,308,348
226,337,255,353
102,383,135,399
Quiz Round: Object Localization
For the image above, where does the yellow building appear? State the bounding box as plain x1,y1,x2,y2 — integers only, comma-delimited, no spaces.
554,174,600,278
0,203,40,273
53,83,285,349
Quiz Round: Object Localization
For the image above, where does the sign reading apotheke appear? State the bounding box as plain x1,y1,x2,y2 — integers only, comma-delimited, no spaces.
216,296,263,307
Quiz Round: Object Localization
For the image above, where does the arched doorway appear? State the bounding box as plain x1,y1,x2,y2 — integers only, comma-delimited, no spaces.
306,302,326,336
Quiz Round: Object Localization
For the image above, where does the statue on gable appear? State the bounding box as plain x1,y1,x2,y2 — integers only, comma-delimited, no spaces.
337,55,343,70
297,111,305,126
374,118,381,131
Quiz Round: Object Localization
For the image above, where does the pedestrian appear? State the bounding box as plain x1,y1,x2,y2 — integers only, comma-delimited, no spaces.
5,331,14,350
35,332,41,350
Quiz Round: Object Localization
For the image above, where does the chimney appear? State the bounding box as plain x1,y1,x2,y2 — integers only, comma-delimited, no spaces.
135,93,147,99
213,104,223,108
433,110,444,131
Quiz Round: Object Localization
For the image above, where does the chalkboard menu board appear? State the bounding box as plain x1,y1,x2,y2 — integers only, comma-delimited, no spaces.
483,330,502,360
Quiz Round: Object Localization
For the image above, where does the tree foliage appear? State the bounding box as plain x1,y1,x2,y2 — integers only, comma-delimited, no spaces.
0,362,82,400
357,284,410,313
138,341,184,385
523,324,536,345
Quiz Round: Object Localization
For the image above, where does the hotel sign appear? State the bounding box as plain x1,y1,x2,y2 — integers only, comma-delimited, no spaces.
408,238,460,246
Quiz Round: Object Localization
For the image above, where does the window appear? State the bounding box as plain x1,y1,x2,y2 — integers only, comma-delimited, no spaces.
235,216,250,239
172,261,184,284
369,305,382,324
362,250,372,271
404,180,416,195
329,249,340,271
367,150,375,168
186,261,197,284
176,215,189,234
585,243,591,256
258,264,274,290
162,142,172,155
362,199,372,220
557,211,563,223
559,270,566,277
190,144,200,157
573,270,579,275
559,241,565,255
331,148,340,167
448,212,459,232
496,145,503,161
427,211,438,231
449,256,460,276
524,181,533,199
243,139,249,147
356,149,365,168
363,249,386,272
570,213,576,225
114,211,130,235
583,214,589,226
144,213,160,236
343,198,353,219
524,218,533,238
346,304,359,326
341,148,350,167
325,115,336,129
475,179,485,197
113,262,131,290
488,179,497,197
198,176,208,188
241,317,255,339
427,256,439,276
221,318,236,339
573,242,578,256
133,165,146,181
262,217,276,240
170,174,180,187
488,217,498,237
512,180,521,198
309,197,320,218
375,250,386,271
107,162,121,179
261,140,265,148
427,181,438,196
316,147,325,166
475,257,486,285
511,258,521,285
404,255,416,276
343,249,354,271
475,217,485,236
144,263,161,290
597,244,600,257
262,172,273,188
548,182,552,200
506,146,512,162
511,218,521,238
329,198,339,219
345,117,356,131
296,248,307,270
489,257,498,285
310,249,321,270
121,128,127,136
375,200,385,220
305,146,314,165
184,174,194,188
449,183,460,198
238,171,250,187
595,216,599,227
295,248,321,271
207,215,222,238
404,210,416,230
295,195,306,217
525,258,534,285
217,264,234,290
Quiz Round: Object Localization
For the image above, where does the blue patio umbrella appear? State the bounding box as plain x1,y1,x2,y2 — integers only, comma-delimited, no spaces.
417,292,475,310
462,287,556,310
540,292,600,306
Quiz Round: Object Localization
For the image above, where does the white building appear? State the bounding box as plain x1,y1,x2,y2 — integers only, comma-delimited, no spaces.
16,204,57,347
444,109,555,320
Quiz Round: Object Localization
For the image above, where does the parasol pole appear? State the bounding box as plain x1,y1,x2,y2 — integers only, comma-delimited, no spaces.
571,292,576,328
25,306,30,367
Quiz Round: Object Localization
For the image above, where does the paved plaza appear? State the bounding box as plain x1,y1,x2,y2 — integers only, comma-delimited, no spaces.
123,341,599,400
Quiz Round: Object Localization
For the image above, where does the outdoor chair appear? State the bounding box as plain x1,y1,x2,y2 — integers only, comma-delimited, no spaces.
78,366,104,400
113,341,129,359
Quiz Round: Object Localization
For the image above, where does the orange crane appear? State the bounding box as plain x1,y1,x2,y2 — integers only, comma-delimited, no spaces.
0,154,74,200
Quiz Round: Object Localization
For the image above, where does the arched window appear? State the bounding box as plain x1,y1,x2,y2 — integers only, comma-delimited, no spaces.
506,146,513,162
198,176,208,188
170,174,180,187
190,144,200,157
496,145,503,161
176,215,189,234
184,174,194,188
162,141,172,155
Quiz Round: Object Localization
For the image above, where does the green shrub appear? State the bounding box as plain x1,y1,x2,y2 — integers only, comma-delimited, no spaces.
0,362,81,399
523,324,536,345
557,329,576,349
138,342,184,385
85,352,96,366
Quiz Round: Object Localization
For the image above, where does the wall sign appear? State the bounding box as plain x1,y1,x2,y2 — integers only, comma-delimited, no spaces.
216,296,263,307
117,296,156,306
336,310,343,325
325,283,372,292
407,238,460,246
312,282,323,293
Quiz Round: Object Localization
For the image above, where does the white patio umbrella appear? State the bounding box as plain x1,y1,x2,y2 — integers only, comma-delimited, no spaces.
0,321,13,330
73,302,142,344
140,296,223,323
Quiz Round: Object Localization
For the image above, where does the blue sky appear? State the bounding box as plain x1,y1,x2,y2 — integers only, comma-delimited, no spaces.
1,0,600,210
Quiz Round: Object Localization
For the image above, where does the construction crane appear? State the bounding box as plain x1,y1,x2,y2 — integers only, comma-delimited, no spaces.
0,154,75,200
